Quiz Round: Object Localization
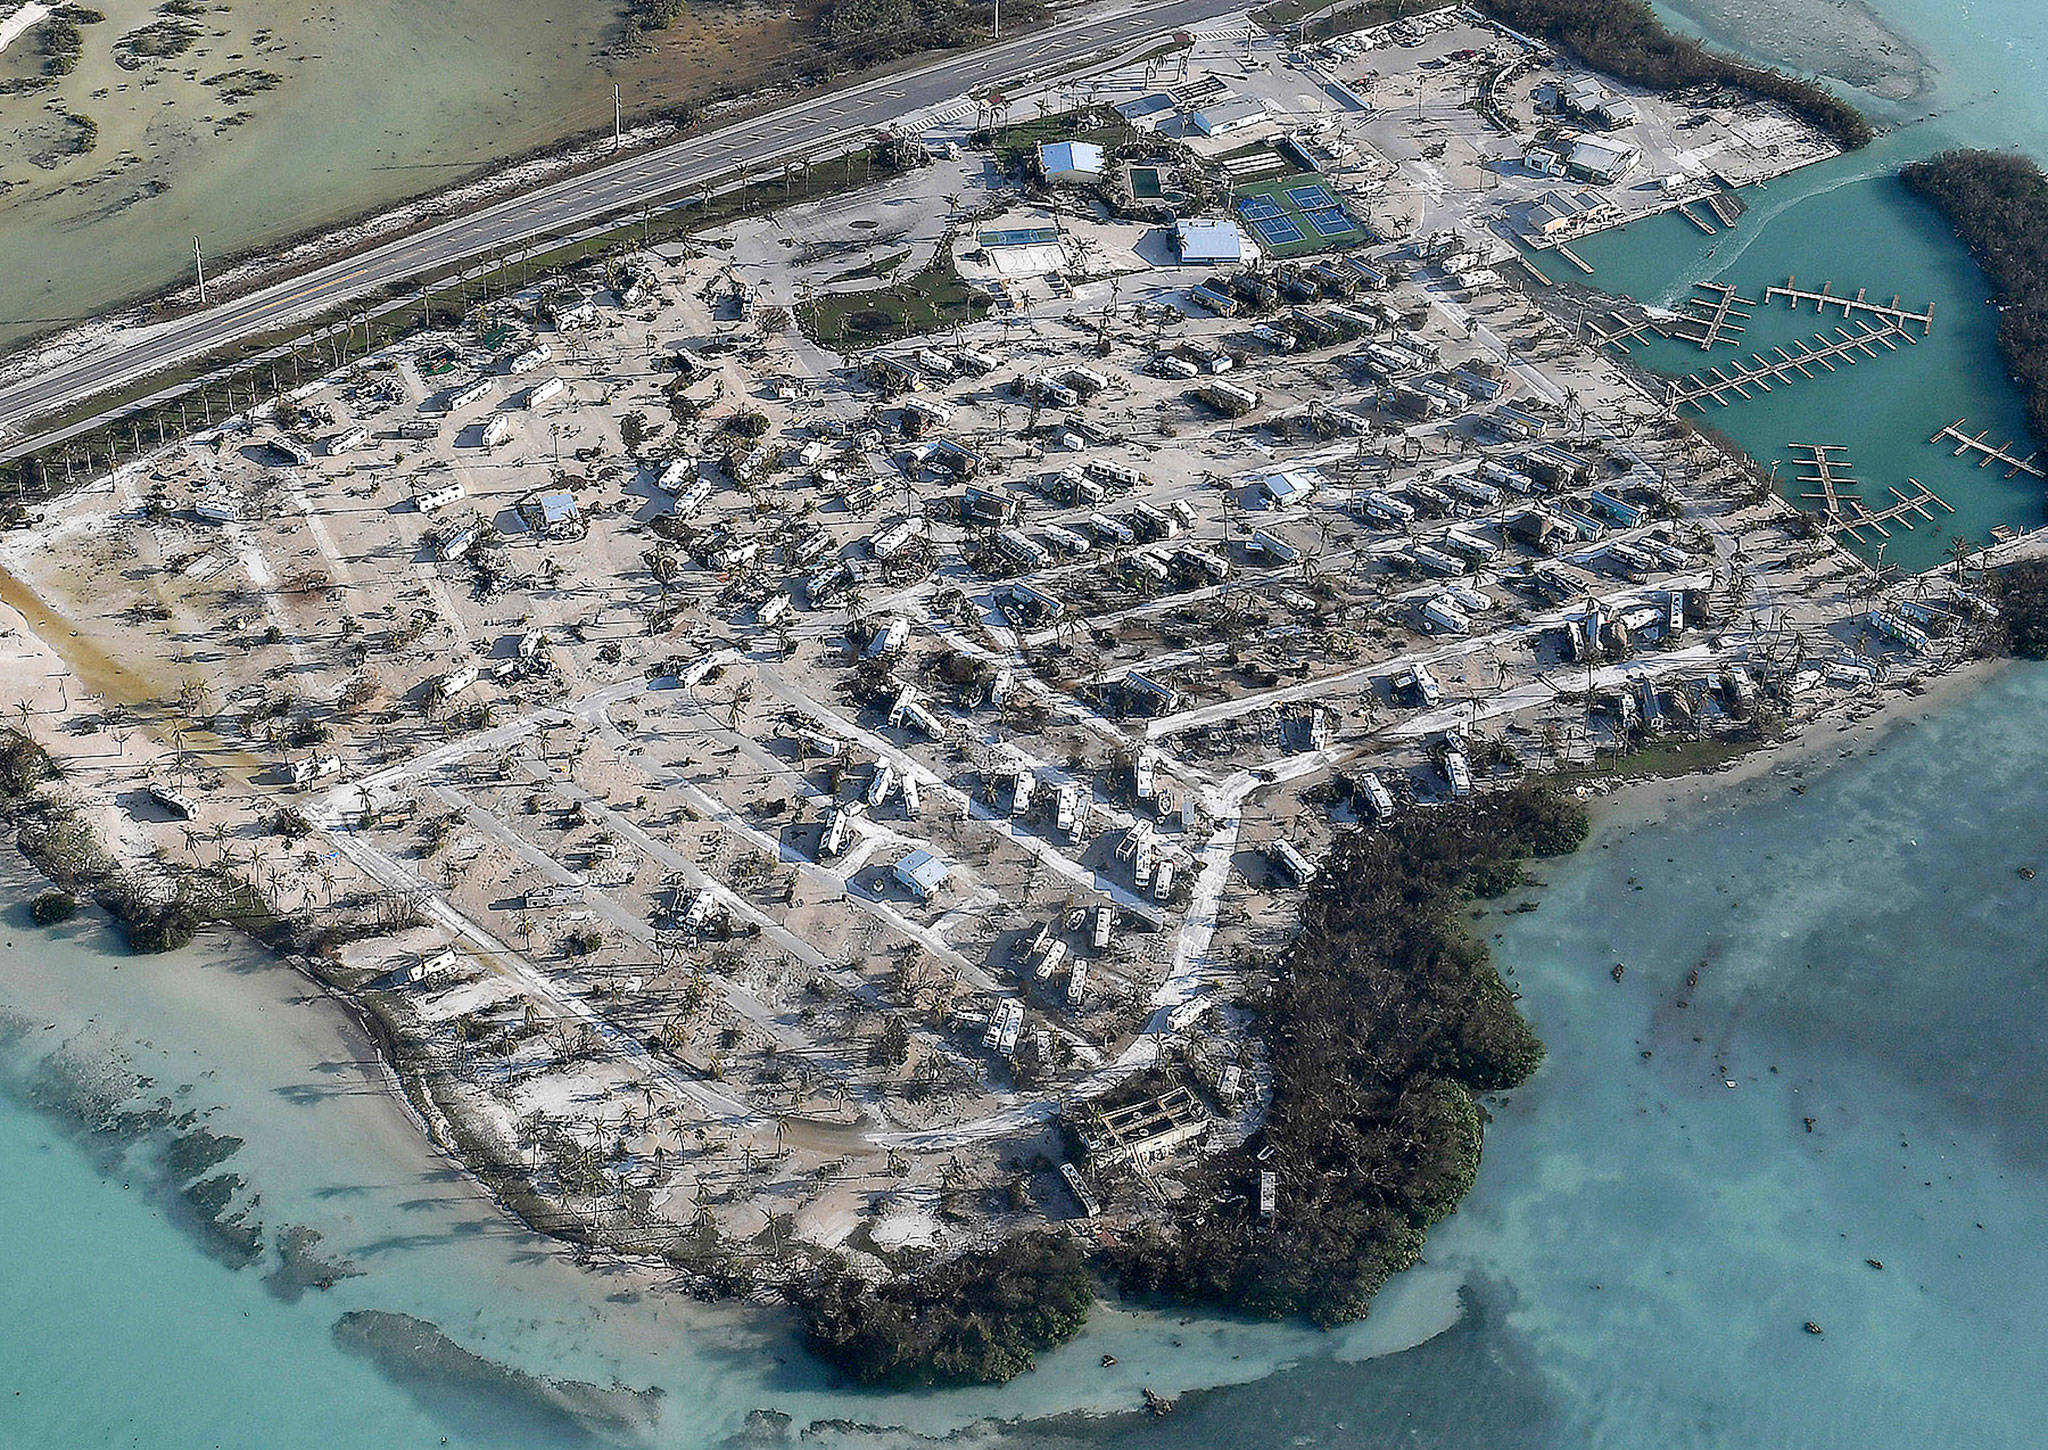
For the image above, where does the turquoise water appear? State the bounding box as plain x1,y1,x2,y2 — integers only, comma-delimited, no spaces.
1571,181,2038,571
0,870,1429,1448
1552,0,2048,571
14,671,2048,1449
957,665,2048,1450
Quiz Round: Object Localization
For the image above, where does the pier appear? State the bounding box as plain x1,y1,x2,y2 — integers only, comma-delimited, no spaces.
1830,480,1955,544
1668,281,1753,351
1789,442,1861,518
1930,417,2045,479
1704,190,1745,228
1586,304,1663,354
1553,242,1594,275
1677,203,1717,235
1670,322,1910,411
1763,277,1935,336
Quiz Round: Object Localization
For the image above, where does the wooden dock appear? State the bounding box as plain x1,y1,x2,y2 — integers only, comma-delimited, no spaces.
1789,442,1861,519
1763,276,1935,336
1930,417,2045,479
1831,479,1954,544
1553,243,1594,276
1587,305,1664,354
1667,281,1754,351
1670,322,1909,410
1705,190,1745,227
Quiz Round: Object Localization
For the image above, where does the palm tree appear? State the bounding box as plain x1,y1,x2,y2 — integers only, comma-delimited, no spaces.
725,677,753,732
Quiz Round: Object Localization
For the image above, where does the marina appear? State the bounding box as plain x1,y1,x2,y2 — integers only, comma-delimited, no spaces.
1790,441,1861,517
1786,442,1949,542
1669,281,1755,350
1668,321,1914,409
1586,304,1665,354
1763,277,1937,335
1831,479,1954,543
1931,417,2046,478
1561,132,2048,573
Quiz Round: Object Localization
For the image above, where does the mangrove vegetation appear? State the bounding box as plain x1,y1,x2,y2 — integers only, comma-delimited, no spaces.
791,784,1588,1384
1989,558,2048,660
793,1233,1095,1386
1479,0,1871,150
1103,783,1588,1326
1903,149,2048,442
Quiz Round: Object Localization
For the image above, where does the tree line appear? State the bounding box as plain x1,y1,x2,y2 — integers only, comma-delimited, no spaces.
822,0,1045,72
1101,783,1586,1326
1988,558,2048,659
1480,0,1872,150
1903,150,2048,444
793,1233,1094,1386
791,784,1588,1383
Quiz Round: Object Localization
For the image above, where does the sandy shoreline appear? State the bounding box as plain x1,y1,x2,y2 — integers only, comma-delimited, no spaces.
1582,653,2006,837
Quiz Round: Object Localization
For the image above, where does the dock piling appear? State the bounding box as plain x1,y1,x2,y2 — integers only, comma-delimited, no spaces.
1765,276,1934,336
1929,417,2044,479
1671,321,1909,411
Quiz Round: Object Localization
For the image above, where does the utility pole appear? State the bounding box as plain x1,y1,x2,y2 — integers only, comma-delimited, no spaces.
992,0,999,40
194,237,206,305
614,84,623,152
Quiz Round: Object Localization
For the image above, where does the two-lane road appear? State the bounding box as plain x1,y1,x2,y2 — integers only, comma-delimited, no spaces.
0,0,1251,452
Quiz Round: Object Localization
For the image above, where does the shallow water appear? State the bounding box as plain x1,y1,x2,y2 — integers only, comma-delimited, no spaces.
11,677,2048,1449
0,863,1445,1448
0,0,629,348
954,664,2048,1450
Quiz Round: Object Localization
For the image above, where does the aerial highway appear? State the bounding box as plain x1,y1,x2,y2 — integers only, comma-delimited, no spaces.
0,0,1253,457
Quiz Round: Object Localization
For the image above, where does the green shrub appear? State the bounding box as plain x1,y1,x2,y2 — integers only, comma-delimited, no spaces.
1904,150,2048,443
124,896,204,954
30,889,79,925
1990,558,2048,659
1479,0,1871,150
1102,783,1586,1327
794,1234,1093,1385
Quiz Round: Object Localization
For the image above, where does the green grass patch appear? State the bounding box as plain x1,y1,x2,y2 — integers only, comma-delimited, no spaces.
1554,734,1766,783
802,250,991,348
986,106,1126,174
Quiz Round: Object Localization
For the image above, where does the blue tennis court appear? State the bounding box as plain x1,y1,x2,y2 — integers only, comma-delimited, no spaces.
1236,196,1284,221
1286,184,1337,209
979,227,1060,247
1248,214,1303,246
1305,206,1355,237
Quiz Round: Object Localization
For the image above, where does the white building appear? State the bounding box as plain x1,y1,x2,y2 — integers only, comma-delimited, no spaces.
1176,218,1246,266
1190,97,1267,136
1259,470,1319,507
1566,136,1641,185
894,849,951,901
1037,140,1106,183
